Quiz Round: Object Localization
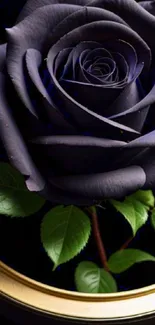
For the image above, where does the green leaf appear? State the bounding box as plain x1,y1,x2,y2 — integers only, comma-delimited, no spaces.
110,190,154,235
108,249,155,274
151,209,155,230
75,261,117,293
129,190,154,209
41,205,91,269
111,198,148,236
0,163,45,217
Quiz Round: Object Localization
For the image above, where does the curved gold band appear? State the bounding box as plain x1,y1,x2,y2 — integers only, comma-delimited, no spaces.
1,261,155,321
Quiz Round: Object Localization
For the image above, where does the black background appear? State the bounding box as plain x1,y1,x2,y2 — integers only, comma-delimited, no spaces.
0,0,27,43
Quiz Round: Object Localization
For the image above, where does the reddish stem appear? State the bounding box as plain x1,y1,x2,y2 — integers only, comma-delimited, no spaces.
87,208,109,271
120,236,133,250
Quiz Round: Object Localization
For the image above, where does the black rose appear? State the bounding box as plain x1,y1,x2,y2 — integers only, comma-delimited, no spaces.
1,0,155,205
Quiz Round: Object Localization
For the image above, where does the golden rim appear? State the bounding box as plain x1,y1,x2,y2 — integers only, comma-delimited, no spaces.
1,260,155,320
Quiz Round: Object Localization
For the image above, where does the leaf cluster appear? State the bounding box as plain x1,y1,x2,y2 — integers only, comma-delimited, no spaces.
1,163,155,293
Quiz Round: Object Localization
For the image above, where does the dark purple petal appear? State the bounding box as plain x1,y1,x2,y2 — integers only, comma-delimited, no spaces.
49,166,146,199
60,79,122,116
59,41,113,83
48,20,151,70
31,135,126,174
25,48,77,133
127,131,155,148
80,48,117,85
1,0,154,206
0,72,45,192
32,135,126,146
89,0,155,54
108,131,155,176
59,60,143,117
47,20,150,139
17,0,91,22
110,84,155,132
108,80,142,118
139,1,155,16
54,48,73,79
6,4,81,116
40,182,95,206
18,0,155,57
112,105,150,133
61,42,130,87
25,49,51,105
72,40,131,87
6,5,127,118
123,147,155,190
0,43,6,72
140,148,155,189
101,40,138,82
46,79,139,140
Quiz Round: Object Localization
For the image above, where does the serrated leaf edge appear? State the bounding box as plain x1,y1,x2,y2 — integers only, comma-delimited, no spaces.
40,206,91,269
108,249,155,274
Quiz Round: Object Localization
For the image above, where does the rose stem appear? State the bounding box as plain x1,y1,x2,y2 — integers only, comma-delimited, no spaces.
120,236,133,250
87,207,109,272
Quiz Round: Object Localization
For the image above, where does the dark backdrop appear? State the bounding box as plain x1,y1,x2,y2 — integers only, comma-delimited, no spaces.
0,0,27,43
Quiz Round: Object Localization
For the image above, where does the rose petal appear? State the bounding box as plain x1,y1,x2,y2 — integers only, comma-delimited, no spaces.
6,4,81,116
25,48,77,133
48,20,150,70
59,42,113,83
17,0,91,21
123,147,155,190
139,1,155,16
60,78,122,115
49,166,146,199
140,148,155,189
108,80,143,118
32,135,126,147
77,41,130,86
102,40,138,83
0,72,45,192
7,4,127,118
127,130,155,148
47,20,150,139
31,135,126,174
108,131,155,173
109,84,155,132
112,104,150,133
0,43,6,72
40,182,94,206
80,48,117,85
59,61,143,117
18,0,155,55
47,79,139,140
89,0,155,55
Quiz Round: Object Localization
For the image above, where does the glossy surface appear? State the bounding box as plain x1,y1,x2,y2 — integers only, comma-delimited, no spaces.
1,261,155,323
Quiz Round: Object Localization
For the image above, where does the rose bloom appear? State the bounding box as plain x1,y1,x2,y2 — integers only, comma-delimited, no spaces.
0,0,155,205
